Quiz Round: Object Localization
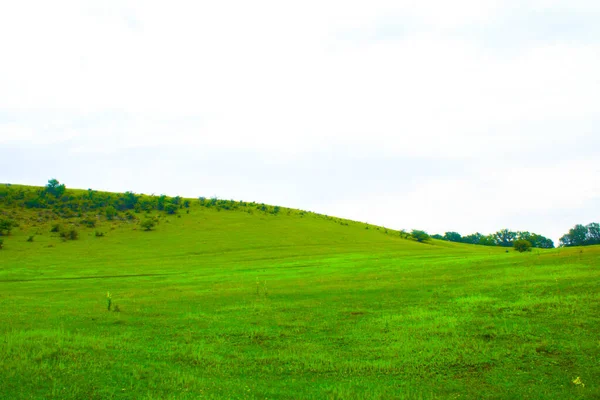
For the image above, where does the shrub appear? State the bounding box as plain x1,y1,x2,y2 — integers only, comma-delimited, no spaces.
81,218,96,228
27,235,34,242
0,238,3,249
165,203,177,215
95,231,105,237
411,230,431,243
514,239,532,252
60,228,79,240
140,219,155,231
50,223,61,233
0,218,15,236
105,206,117,220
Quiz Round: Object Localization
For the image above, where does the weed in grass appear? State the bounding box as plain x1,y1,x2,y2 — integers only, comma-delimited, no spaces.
573,377,585,387
107,291,112,311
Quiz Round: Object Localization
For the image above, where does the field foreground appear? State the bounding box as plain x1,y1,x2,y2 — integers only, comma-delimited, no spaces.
1,201,599,399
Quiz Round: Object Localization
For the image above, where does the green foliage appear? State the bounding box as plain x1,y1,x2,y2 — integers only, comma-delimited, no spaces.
105,206,117,221
0,218,15,236
94,231,105,237
443,231,462,242
435,230,554,248
26,235,34,242
164,203,178,215
140,218,156,231
494,229,517,247
50,223,61,233
59,227,79,241
0,238,3,249
411,229,430,242
513,239,532,252
157,195,167,211
560,222,600,247
80,217,96,228
44,179,66,198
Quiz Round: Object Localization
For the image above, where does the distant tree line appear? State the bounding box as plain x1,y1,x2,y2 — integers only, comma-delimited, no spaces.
431,229,555,249
559,223,600,247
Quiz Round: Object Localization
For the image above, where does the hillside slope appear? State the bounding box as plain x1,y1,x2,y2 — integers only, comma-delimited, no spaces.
1,184,599,399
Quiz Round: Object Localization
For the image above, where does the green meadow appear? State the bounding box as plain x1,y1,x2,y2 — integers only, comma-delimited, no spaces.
1,190,599,399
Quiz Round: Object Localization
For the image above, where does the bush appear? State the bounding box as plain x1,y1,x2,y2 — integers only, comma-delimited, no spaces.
81,218,96,228
0,218,15,236
165,203,177,215
0,238,3,249
60,228,79,240
50,223,61,233
95,231,105,237
27,235,34,242
513,239,532,252
140,219,155,231
105,206,117,220
411,229,430,243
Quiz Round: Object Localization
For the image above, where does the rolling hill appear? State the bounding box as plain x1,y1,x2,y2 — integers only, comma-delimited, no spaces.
0,184,598,399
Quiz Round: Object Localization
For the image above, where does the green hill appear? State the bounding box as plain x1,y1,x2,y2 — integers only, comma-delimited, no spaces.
0,183,598,399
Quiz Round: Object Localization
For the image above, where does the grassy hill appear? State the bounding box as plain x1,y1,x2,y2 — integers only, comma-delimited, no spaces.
0,184,599,399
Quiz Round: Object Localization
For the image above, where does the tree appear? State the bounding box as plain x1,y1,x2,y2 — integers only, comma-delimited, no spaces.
513,239,532,252
528,233,554,249
494,229,517,247
479,234,496,246
462,232,483,245
443,231,462,242
45,179,66,198
560,224,588,247
121,191,139,210
586,222,600,245
411,230,430,243
559,222,600,247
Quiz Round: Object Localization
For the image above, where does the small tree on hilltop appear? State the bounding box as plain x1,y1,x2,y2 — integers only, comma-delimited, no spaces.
513,239,532,253
45,179,66,198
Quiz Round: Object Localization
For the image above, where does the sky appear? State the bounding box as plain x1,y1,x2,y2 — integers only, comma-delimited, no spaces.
1,0,599,244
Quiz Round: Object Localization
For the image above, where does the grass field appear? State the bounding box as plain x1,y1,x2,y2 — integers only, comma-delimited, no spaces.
1,196,599,399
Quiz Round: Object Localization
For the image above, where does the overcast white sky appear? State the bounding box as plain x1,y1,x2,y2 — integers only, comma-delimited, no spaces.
1,0,599,243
